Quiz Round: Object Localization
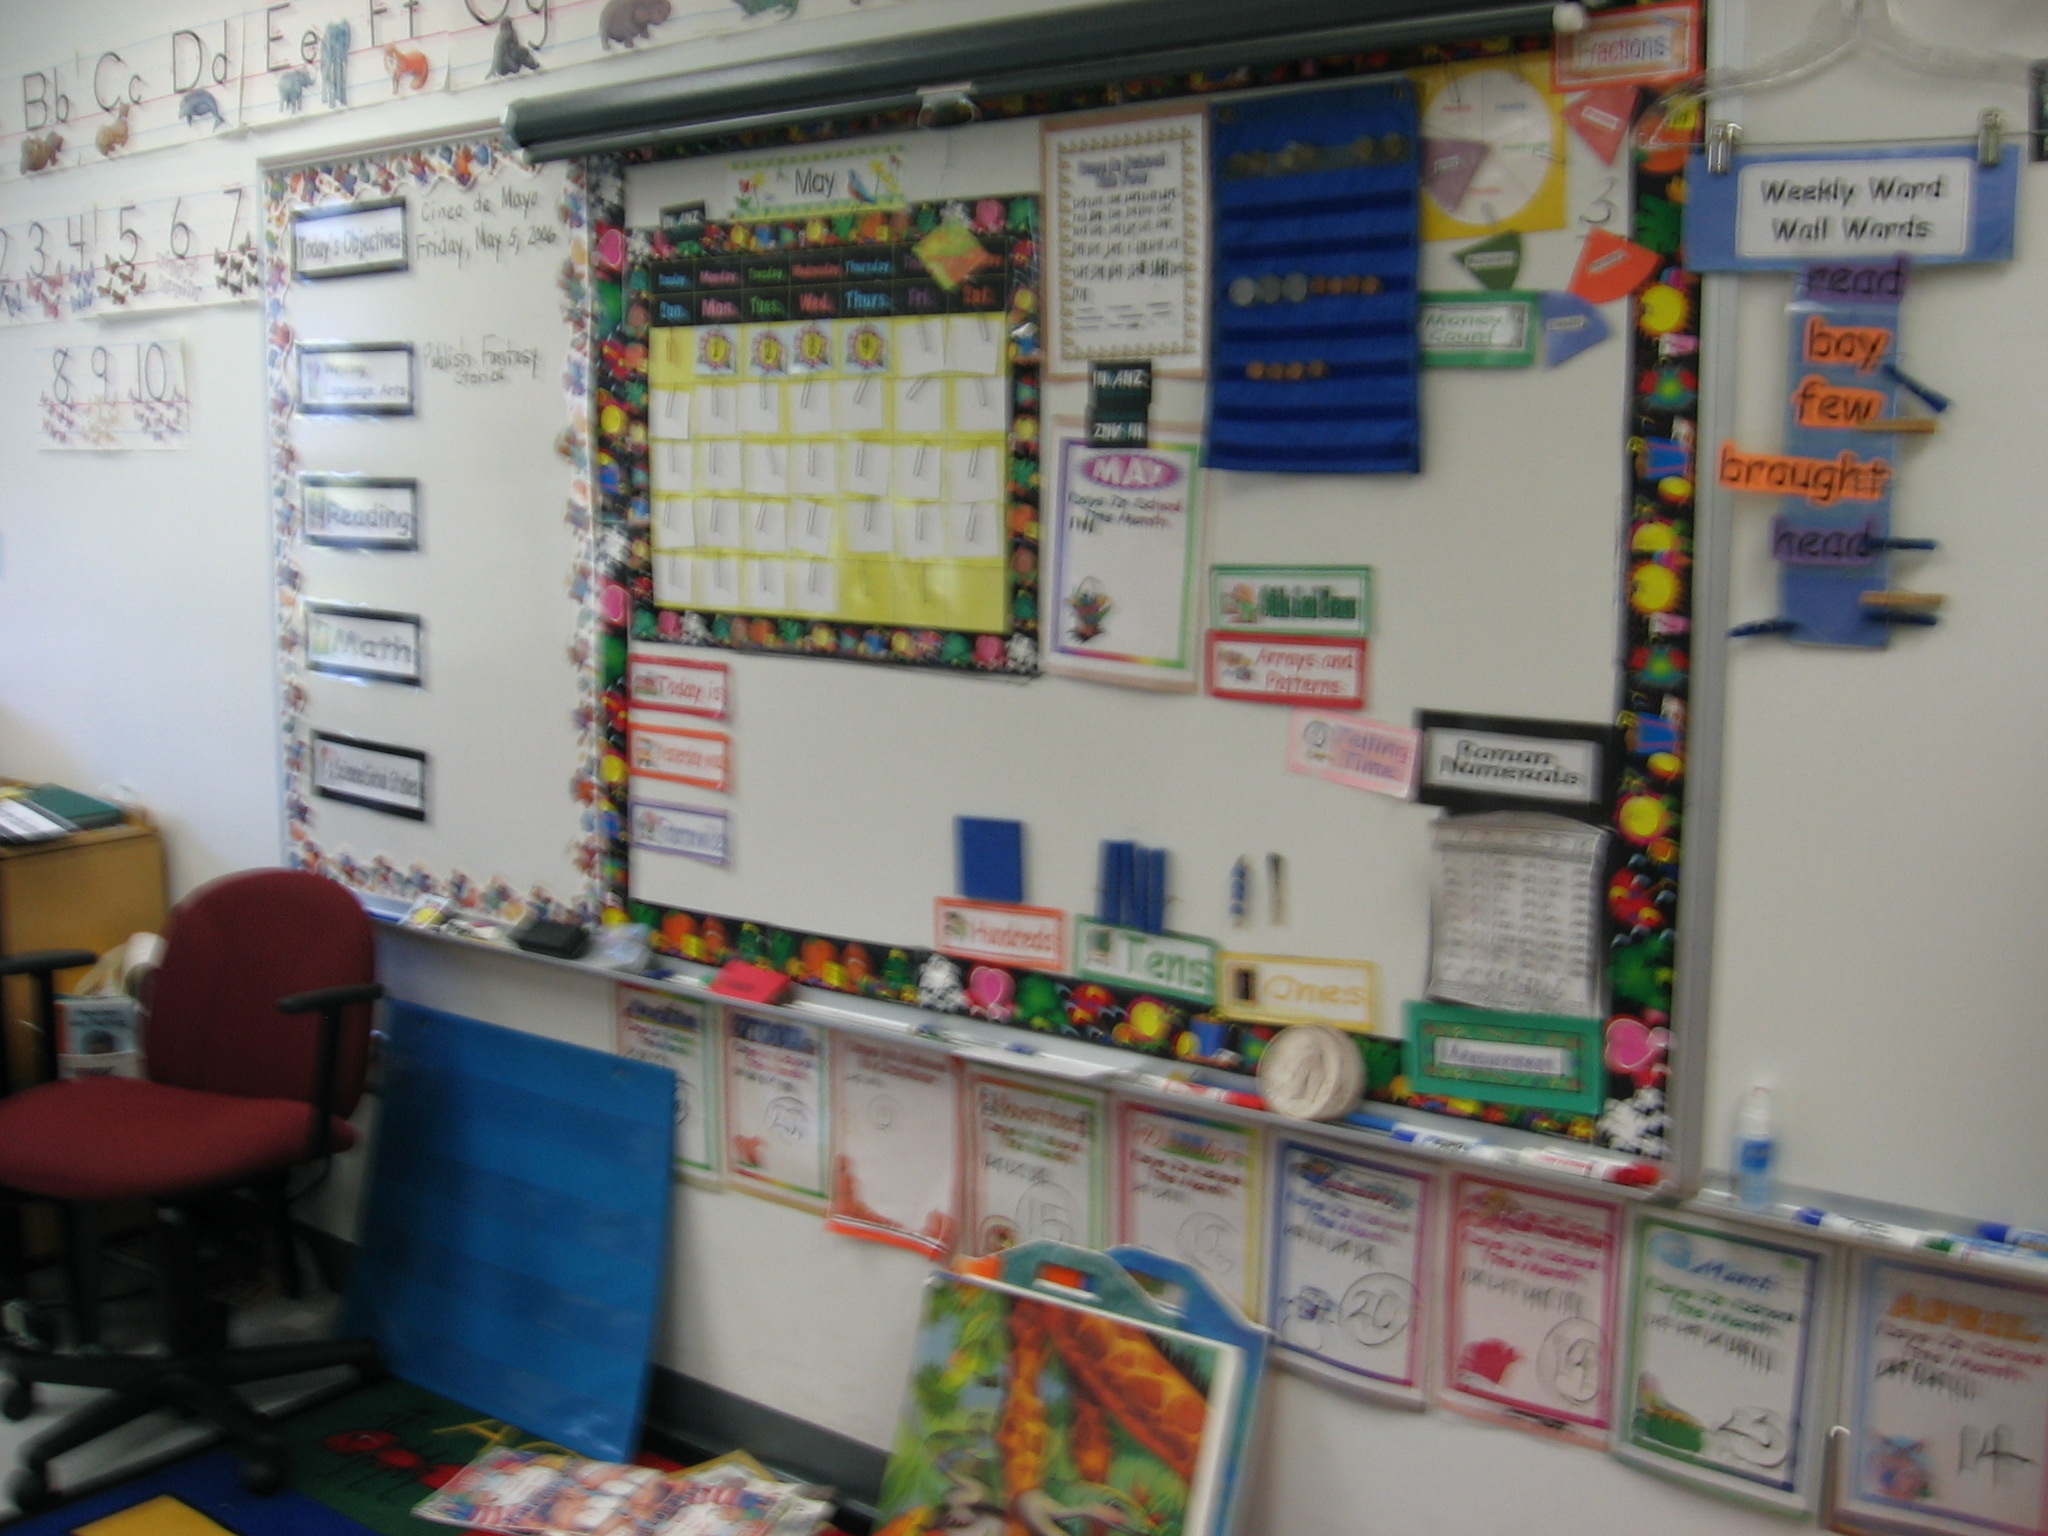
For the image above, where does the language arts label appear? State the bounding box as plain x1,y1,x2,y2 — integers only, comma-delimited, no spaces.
935,898,1068,972
1211,565,1374,638
628,654,729,718
629,801,729,866
1207,633,1368,709
628,724,732,792
1073,918,1217,1004
297,343,414,415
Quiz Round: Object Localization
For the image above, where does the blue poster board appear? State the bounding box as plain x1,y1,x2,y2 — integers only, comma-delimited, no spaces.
347,1003,675,1461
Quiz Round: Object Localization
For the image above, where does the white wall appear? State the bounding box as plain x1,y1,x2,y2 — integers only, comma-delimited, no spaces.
9,2,2048,1533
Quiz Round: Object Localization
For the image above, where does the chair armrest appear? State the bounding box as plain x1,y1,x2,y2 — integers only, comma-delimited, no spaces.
0,949,99,979
276,982,384,1014
0,950,100,1094
275,982,383,1160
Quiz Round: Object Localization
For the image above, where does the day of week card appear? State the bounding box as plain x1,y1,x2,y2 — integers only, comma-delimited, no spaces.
826,1035,960,1258
1116,1101,1262,1320
1840,1255,2048,1536
614,984,721,1186
1618,1212,1832,1513
1268,1138,1435,1408
722,1009,829,1211
963,1069,1107,1256
1441,1171,1623,1445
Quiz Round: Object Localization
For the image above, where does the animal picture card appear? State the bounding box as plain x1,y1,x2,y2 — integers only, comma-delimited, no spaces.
826,1034,960,1258
876,1269,1244,1536
1116,1101,1263,1321
1440,1171,1623,1445
721,1009,829,1211
1838,1255,2048,1536
1268,1137,1435,1409
1618,1211,1833,1513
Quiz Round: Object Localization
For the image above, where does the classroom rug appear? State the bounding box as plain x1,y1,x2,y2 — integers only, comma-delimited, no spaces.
2,1379,852,1536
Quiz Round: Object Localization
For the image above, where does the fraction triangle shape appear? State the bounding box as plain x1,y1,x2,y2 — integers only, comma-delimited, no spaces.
1570,228,1661,304
1456,232,1523,291
1541,291,1611,367
1422,137,1488,212
1565,86,1640,164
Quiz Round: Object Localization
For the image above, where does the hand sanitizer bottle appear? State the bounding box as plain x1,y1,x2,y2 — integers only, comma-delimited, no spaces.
1736,1085,1776,1212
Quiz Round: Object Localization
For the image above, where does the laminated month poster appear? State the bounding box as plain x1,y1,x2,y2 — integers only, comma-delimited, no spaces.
1045,432,1205,691
614,984,721,1186
963,1069,1108,1255
1116,1102,1263,1320
826,1035,960,1257
1617,1213,1832,1513
1838,1255,2048,1536
1441,1171,1623,1445
1267,1138,1435,1408
721,1010,829,1210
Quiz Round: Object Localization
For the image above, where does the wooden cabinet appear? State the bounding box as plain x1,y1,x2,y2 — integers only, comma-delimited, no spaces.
0,821,168,1083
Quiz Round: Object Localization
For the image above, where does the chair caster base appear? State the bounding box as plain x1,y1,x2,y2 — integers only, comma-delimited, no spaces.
239,1448,289,1496
3,1380,36,1422
10,1463,53,1514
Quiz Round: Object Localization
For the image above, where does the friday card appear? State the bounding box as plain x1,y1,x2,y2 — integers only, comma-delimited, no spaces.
1839,1256,2048,1536
1619,1213,1833,1513
722,1010,830,1210
614,984,721,1186
1441,1172,1624,1445
1268,1138,1435,1408
826,1035,960,1258
1116,1101,1263,1320
963,1069,1108,1256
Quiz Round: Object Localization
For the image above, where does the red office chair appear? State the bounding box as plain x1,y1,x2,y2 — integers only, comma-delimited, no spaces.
0,869,386,1509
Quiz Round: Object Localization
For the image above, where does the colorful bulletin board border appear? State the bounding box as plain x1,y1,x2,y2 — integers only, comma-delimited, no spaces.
272,135,602,927
590,3,1703,1160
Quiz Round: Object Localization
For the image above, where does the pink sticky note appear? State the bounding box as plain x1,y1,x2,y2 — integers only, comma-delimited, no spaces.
1285,711,1420,798
1565,86,1639,164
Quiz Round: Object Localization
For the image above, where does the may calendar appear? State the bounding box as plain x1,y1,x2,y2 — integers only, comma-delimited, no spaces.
639,198,1040,672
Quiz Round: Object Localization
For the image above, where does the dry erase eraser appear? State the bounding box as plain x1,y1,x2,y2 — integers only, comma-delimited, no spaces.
709,960,793,1005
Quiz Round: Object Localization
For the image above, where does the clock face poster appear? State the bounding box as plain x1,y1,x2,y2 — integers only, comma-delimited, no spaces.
1440,1172,1623,1445
1840,1256,2048,1536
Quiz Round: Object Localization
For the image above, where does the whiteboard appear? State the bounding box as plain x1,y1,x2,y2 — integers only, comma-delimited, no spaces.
616,91,1635,1115
269,136,596,917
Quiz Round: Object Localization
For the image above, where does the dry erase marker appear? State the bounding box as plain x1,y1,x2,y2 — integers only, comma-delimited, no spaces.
1793,1208,1940,1247
1154,1075,1265,1112
1346,1110,1486,1152
1518,1147,1664,1186
1979,1223,2048,1254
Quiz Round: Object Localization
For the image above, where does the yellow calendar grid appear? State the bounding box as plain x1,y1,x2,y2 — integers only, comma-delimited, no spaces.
647,314,1010,634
